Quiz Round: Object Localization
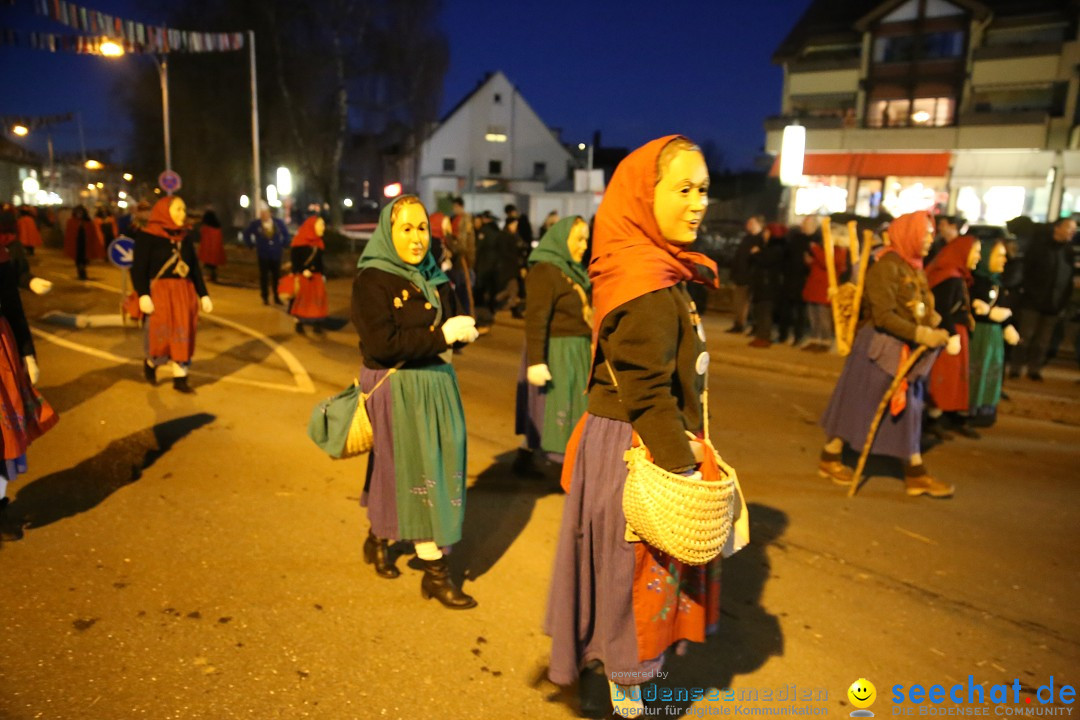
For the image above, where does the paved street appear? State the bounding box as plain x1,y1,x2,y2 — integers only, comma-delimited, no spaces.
1,251,1078,720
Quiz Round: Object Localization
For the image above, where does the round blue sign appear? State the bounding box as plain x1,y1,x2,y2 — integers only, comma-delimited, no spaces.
158,170,182,193
108,236,135,269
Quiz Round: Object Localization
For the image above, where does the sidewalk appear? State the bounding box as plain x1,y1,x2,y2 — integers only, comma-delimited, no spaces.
699,311,1080,426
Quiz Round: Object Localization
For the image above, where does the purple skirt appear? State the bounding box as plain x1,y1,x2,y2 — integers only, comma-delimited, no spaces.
360,367,399,540
820,325,938,460
514,347,545,453
544,413,665,685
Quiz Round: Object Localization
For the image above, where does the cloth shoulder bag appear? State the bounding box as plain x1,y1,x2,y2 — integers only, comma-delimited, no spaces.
307,364,400,459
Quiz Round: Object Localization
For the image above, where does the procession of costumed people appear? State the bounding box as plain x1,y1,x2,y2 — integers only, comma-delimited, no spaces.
288,216,329,335
818,211,956,498
0,243,58,509
351,195,480,609
131,196,213,394
514,215,593,475
544,136,748,719
968,238,1019,427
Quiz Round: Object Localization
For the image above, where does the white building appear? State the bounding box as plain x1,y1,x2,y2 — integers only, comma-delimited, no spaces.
409,71,594,220
767,0,1080,224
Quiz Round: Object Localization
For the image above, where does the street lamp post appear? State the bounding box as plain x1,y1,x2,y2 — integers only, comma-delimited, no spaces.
150,54,172,172
249,30,261,222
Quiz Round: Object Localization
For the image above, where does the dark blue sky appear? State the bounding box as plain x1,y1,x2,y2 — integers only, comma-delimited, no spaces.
1,0,813,170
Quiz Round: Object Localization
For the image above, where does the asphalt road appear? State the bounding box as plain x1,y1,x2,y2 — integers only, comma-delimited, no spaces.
1,252,1077,720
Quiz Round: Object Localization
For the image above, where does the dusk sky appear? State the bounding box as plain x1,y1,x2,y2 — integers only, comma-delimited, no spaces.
1,0,814,170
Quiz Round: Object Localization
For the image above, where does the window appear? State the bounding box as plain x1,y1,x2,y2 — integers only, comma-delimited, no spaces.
867,97,954,127
493,93,502,104
920,30,964,59
443,157,456,172
484,125,508,143
533,162,547,178
488,160,502,176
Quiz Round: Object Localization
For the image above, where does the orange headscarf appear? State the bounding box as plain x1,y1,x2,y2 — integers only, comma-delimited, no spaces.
290,216,324,249
925,234,976,289
589,135,719,344
879,211,931,270
144,197,185,240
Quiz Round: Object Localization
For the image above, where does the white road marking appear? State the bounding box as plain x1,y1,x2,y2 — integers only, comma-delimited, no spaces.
39,275,315,394
30,327,313,393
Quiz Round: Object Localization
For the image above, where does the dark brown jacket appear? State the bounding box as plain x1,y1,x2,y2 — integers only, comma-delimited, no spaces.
589,285,707,473
524,263,591,366
863,252,939,343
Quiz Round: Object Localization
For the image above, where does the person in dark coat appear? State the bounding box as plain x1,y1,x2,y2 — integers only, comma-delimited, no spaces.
1008,216,1077,381
728,216,760,333
242,206,289,305
472,211,503,330
131,196,213,393
778,218,813,344
748,222,784,347
352,195,480,609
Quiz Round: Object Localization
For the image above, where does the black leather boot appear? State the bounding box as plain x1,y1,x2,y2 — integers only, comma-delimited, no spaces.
362,530,400,579
173,376,194,394
419,557,477,609
143,360,157,386
578,661,613,718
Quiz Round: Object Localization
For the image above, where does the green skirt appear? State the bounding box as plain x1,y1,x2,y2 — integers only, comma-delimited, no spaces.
969,322,1004,411
541,336,591,455
390,363,467,547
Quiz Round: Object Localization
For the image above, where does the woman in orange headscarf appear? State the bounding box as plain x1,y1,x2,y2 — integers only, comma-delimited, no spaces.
287,216,329,334
818,211,954,497
130,196,212,393
64,205,103,280
545,136,743,718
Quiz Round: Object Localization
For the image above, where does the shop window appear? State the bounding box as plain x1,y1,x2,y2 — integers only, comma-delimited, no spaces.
488,160,502,176
443,157,456,173
794,184,848,216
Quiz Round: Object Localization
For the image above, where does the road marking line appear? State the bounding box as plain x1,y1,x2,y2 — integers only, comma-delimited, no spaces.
30,327,312,393
45,274,314,394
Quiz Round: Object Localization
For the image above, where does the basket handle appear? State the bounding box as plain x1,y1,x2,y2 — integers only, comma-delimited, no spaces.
359,361,404,400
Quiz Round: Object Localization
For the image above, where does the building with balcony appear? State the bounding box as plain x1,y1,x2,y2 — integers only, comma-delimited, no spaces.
767,0,1080,224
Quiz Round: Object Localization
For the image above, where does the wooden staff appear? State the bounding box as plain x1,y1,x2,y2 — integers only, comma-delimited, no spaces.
847,220,859,261
846,229,874,351
848,345,928,497
821,220,845,354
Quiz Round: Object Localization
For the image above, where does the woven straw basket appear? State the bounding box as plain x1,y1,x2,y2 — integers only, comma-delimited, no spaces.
622,440,738,566
342,397,374,458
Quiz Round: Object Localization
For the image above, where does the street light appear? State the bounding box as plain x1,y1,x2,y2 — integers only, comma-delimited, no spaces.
122,172,133,182
343,198,353,208
240,194,250,209
276,167,292,196
21,177,40,196
99,39,125,57
85,159,104,170
12,124,28,137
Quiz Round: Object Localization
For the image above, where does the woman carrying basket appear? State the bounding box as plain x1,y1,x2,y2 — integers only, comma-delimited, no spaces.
513,215,592,475
351,195,480,609
545,136,744,718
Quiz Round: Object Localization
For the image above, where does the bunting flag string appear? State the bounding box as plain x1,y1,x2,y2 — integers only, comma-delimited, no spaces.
1,112,74,130
8,0,245,54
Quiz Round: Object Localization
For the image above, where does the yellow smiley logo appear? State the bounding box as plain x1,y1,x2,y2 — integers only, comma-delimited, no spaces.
848,678,877,709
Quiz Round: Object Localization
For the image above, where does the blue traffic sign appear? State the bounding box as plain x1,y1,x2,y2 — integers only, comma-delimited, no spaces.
108,236,135,269
158,169,182,194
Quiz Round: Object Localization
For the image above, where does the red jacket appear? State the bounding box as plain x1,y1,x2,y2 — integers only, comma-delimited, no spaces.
802,243,849,304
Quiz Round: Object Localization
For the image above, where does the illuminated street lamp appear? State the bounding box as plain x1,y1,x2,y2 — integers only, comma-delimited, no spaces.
122,173,133,182
12,124,29,137
384,182,402,199
85,159,103,170
96,182,104,189
276,167,292,196
343,198,354,208
99,39,125,57
22,177,40,196
240,194,250,209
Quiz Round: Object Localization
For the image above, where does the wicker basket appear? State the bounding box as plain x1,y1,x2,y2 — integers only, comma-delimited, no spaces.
622,439,738,566
342,397,375,457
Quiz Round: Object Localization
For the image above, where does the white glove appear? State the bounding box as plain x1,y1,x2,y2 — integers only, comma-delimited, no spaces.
988,307,1012,323
200,296,213,314
441,315,478,345
28,277,53,295
972,299,990,316
303,269,313,278
138,294,155,315
23,355,39,386
527,363,552,387
945,334,962,356
1003,325,1020,346
441,258,453,272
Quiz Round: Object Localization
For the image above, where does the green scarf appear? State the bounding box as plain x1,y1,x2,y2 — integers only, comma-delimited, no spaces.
357,197,450,323
527,216,590,293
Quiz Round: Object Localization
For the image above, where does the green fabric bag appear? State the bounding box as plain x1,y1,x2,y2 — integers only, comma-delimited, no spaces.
307,383,361,459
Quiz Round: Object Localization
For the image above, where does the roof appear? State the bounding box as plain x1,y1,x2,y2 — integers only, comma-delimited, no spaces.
774,0,1079,61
